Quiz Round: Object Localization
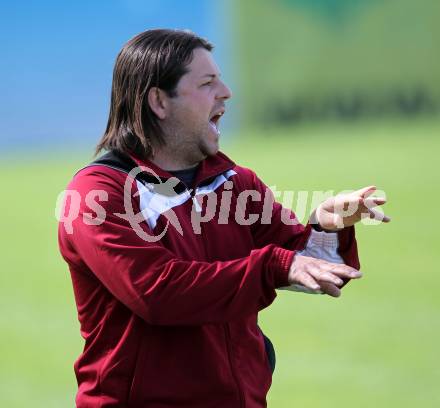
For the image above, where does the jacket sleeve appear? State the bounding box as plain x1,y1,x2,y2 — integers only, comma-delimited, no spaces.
58,168,294,326
248,171,360,271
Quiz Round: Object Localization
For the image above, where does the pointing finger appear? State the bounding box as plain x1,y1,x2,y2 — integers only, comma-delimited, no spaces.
353,185,377,198
363,196,387,208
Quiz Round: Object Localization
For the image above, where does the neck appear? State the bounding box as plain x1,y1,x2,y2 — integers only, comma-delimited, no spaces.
149,149,202,171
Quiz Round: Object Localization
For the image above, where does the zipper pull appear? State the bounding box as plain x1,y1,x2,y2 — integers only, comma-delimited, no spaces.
192,194,202,213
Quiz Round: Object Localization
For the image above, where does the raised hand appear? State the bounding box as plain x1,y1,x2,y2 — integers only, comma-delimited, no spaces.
313,185,391,231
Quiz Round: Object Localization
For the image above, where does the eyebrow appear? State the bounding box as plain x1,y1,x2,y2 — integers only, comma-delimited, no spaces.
201,73,221,79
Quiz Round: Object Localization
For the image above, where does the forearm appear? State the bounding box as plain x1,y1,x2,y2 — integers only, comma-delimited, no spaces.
68,211,294,326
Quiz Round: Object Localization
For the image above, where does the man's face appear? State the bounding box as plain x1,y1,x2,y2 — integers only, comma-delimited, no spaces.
160,48,232,165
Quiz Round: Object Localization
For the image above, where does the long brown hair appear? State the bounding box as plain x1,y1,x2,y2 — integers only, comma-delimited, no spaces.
96,29,213,160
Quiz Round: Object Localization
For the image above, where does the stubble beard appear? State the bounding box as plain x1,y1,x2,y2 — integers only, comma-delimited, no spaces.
162,120,210,167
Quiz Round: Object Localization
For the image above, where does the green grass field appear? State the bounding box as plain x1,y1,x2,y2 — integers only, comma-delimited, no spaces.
1,119,439,407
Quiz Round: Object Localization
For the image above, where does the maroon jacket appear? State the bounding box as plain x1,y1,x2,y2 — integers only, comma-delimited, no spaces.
58,151,359,407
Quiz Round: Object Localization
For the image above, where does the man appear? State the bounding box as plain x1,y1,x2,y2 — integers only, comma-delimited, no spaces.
58,29,389,407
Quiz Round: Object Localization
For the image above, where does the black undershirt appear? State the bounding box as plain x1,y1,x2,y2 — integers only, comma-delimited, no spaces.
168,165,199,188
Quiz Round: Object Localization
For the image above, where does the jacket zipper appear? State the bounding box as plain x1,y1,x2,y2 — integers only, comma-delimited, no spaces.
225,324,245,408
189,186,207,260
190,188,202,212
192,175,244,407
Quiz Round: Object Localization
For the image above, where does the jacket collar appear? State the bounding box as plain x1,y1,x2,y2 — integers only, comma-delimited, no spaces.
130,151,236,188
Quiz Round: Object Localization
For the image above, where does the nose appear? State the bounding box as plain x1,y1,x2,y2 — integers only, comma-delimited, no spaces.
218,79,232,100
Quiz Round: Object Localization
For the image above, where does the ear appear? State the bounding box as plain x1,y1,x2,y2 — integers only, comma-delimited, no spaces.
147,87,168,120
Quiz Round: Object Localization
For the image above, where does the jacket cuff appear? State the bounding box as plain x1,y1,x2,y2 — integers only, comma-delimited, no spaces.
337,225,360,270
269,246,294,288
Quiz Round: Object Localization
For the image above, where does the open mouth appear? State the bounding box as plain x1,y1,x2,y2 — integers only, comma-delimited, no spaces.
209,111,224,134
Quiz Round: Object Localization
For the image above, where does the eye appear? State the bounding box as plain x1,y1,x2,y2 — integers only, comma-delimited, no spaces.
202,80,213,87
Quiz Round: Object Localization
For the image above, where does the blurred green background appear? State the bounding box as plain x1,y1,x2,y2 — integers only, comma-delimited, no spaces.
1,0,439,407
